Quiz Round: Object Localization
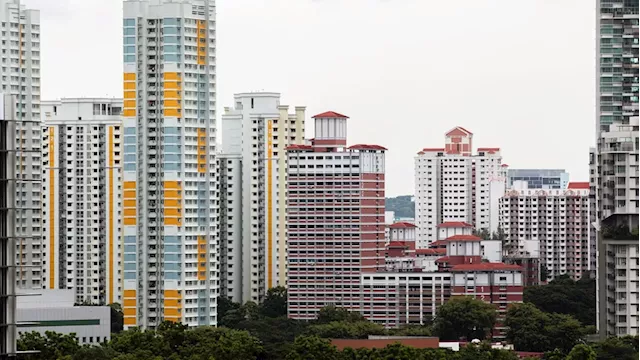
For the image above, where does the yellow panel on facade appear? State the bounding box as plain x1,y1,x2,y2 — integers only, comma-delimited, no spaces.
124,199,136,208
164,208,181,217
124,100,136,108
165,290,180,298
164,181,180,189
164,199,179,207
124,91,136,99
164,108,181,117
164,100,179,108
124,82,136,90
124,290,136,298
124,218,136,226
164,82,180,90
163,72,179,80
164,218,181,226
164,90,179,99
124,190,136,199
124,73,136,81
123,299,136,307
123,109,136,117
123,208,136,217
124,317,137,326
164,299,179,307
123,308,136,316
124,181,136,189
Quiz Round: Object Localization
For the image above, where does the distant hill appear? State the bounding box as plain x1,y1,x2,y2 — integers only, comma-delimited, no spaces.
385,195,415,219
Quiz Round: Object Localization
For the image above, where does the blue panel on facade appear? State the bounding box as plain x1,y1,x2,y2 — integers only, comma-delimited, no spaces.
124,127,136,135
124,164,136,171
124,254,136,262
124,245,136,253
163,127,179,135
164,272,180,280
164,236,180,244
164,245,180,253
165,254,180,262
163,163,180,171
164,263,180,271
124,236,136,244
124,272,136,280
123,55,135,63
163,135,179,143
124,263,136,271
123,28,135,35
123,19,135,26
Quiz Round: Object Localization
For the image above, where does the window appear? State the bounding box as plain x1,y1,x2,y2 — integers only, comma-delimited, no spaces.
123,28,135,36
123,19,135,27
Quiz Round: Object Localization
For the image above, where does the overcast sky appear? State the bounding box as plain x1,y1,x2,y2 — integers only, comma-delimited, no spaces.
25,0,595,196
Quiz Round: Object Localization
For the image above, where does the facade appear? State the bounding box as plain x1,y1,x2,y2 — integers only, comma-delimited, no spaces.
362,222,523,339
414,127,505,248
593,0,639,339
506,169,569,189
286,111,386,321
16,289,111,345
220,93,305,303
0,0,43,291
41,98,123,305
499,181,594,281
122,0,219,329
0,94,17,359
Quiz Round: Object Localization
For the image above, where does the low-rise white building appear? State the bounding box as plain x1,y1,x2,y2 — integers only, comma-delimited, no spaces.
17,289,111,345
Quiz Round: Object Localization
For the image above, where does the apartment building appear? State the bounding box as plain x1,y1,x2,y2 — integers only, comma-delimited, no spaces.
286,111,386,321
122,0,219,329
0,0,42,291
41,98,123,305
0,94,17,358
220,92,305,303
507,169,569,190
593,0,639,338
414,127,505,248
362,222,523,339
499,181,594,281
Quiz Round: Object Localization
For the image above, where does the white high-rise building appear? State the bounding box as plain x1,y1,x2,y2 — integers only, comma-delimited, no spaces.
414,127,505,248
220,92,305,303
500,181,595,281
122,0,218,329
0,0,43,290
593,0,639,339
41,98,123,305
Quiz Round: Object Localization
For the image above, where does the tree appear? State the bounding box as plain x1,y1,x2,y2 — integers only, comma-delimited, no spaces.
473,228,492,240
108,303,124,334
306,321,385,339
233,316,308,360
432,296,496,341
592,336,639,360
491,227,506,240
505,303,582,353
457,342,520,360
285,336,340,360
217,295,242,327
260,286,287,318
177,326,263,360
524,275,596,325
566,344,596,360
17,331,81,360
315,305,365,324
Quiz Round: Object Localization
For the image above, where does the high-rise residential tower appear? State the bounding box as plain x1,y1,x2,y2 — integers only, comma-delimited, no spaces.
414,127,506,248
506,169,570,190
41,98,123,305
286,111,387,321
0,0,42,291
220,92,305,303
122,0,218,329
0,94,17,359
593,0,639,338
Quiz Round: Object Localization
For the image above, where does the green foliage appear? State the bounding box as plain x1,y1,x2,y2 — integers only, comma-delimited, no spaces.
385,195,414,218
306,321,385,339
601,225,638,240
592,336,639,360
432,296,497,341
17,331,81,360
315,305,366,324
504,303,582,353
260,286,288,318
524,275,596,325
565,344,596,360
284,335,340,360
457,342,519,360
108,303,124,334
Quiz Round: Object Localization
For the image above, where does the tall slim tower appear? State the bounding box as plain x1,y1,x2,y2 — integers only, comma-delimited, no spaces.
123,0,218,329
220,93,305,303
41,98,123,305
593,0,639,338
0,0,42,290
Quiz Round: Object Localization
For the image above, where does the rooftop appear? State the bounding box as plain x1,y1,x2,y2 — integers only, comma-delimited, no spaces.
389,222,417,229
567,182,590,190
437,222,473,228
450,263,523,271
312,111,349,119
445,234,483,242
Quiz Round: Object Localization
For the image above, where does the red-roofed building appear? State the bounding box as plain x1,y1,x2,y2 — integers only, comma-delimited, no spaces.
415,127,506,248
567,181,590,189
287,111,387,321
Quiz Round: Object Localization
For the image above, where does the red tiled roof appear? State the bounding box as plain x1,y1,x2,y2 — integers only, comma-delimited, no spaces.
416,248,446,256
437,222,473,228
450,262,523,271
285,144,313,151
435,256,451,263
445,234,482,242
312,111,349,119
477,147,500,152
348,144,388,151
420,148,445,152
389,222,416,229
429,240,448,248
445,126,473,136
567,182,590,189
501,164,509,167
387,241,407,248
